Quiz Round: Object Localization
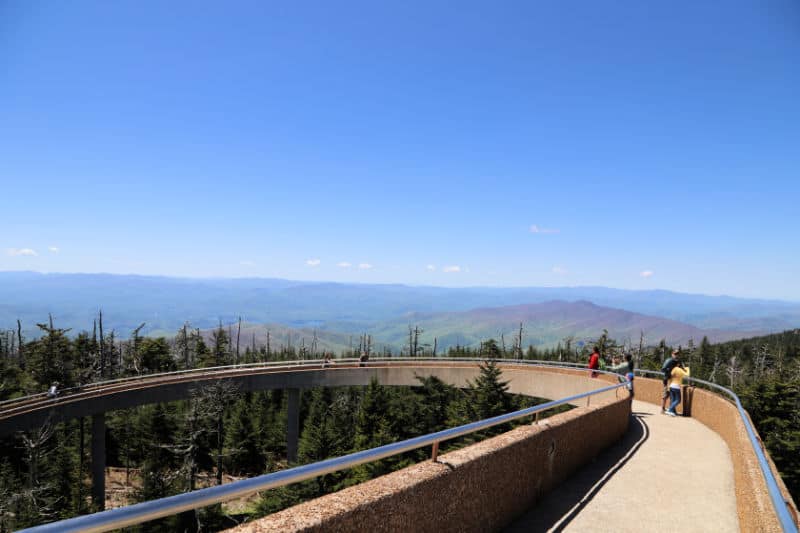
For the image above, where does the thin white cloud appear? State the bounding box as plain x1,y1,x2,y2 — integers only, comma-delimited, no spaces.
529,224,560,234
640,270,654,278
443,265,461,273
305,258,321,267
426,264,436,271
552,265,567,275
7,248,38,257
48,246,60,254
239,260,255,266
337,262,352,268
358,263,373,270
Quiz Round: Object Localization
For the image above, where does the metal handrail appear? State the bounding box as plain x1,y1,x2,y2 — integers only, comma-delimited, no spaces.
0,357,585,413
0,359,366,416
18,362,627,533
0,358,345,407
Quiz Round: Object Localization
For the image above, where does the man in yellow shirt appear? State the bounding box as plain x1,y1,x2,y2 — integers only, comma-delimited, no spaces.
666,360,690,417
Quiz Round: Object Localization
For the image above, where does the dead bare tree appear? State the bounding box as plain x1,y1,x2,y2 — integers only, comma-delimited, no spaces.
235,316,242,364
637,331,645,365
124,323,146,375
726,355,742,389
201,380,241,486
98,310,106,378
407,326,413,357
181,324,190,369
16,319,24,370
15,417,60,524
513,322,525,358
754,344,770,381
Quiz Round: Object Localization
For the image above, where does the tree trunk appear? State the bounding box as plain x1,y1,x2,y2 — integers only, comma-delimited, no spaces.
16,318,24,369
235,316,242,364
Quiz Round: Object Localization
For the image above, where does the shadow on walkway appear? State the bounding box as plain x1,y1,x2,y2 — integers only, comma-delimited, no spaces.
504,411,650,533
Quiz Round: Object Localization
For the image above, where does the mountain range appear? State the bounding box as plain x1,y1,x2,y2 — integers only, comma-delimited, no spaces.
1,271,798,350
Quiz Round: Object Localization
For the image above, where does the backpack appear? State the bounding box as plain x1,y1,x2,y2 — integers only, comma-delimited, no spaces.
662,358,678,385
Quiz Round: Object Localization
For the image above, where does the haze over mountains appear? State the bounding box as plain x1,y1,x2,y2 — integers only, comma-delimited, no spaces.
2,271,798,350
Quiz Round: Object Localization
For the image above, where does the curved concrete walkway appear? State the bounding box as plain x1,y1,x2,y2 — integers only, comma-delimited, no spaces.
507,400,739,532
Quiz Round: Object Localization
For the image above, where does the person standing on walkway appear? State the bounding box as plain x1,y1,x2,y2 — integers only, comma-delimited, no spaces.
666,359,690,417
588,346,600,378
624,353,635,401
661,349,679,413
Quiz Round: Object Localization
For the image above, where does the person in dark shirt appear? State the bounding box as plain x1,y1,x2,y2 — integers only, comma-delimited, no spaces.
661,350,682,413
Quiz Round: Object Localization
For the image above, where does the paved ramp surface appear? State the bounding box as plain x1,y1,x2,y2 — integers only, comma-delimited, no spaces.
506,400,739,533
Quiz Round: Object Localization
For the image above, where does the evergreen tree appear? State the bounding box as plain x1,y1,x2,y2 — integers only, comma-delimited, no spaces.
225,395,262,475
349,379,396,482
26,321,75,388
298,387,347,495
138,338,176,374
698,336,713,377
200,325,230,368
471,358,513,421
137,404,178,502
741,379,800,500
414,376,458,434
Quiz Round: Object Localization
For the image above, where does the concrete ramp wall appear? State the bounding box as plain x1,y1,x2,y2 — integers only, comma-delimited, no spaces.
0,363,622,435
233,395,631,533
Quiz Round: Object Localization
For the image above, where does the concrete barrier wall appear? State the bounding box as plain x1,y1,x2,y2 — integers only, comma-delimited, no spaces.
234,395,631,533
633,376,799,532
0,364,621,435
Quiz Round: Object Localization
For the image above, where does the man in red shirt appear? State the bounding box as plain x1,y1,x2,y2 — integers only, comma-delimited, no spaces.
588,346,600,378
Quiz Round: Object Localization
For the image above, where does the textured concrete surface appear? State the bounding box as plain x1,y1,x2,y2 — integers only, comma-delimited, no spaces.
634,377,798,532
506,400,739,533
231,397,630,533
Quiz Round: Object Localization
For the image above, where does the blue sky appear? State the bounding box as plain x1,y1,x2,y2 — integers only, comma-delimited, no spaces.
1,1,798,299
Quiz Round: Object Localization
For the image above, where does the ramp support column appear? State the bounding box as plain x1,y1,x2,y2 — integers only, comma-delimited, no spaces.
287,388,300,463
91,412,106,510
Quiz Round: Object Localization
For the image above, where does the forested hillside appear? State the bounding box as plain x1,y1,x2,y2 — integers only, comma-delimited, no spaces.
1,314,798,530
0,316,548,531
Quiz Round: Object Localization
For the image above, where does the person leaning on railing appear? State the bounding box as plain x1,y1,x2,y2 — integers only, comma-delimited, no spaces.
607,354,635,401
665,361,690,417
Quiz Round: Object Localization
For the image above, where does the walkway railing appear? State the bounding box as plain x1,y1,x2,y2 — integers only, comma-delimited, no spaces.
0,357,587,418
17,360,626,533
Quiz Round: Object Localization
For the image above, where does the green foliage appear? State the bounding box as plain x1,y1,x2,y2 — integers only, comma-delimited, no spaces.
202,325,231,368
741,379,800,501
26,322,75,388
137,338,176,374
137,404,179,502
225,396,263,476
5,312,800,528
470,358,513,421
